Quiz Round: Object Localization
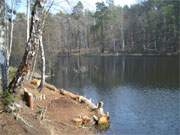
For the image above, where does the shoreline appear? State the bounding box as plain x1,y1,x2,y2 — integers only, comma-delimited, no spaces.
0,79,110,135
58,51,179,57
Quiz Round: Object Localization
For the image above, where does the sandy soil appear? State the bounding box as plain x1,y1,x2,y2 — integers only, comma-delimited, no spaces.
0,82,98,135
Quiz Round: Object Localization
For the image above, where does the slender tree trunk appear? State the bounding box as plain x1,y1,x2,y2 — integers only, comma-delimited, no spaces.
7,0,15,69
121,8,125,52
38,35,45,91
28,47,38,80
143,28,146,51
86,27,90,48
101,20,104,53
0,0,8,92
1,52,8,91
26,0,30,41
113,39,116,53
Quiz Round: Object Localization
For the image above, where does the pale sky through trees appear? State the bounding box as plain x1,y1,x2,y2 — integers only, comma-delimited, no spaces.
10,0,137,13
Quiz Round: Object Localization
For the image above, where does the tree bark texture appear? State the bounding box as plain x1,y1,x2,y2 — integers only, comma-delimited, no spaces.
0,0,8,92
8,0,45,92
38,35,45,91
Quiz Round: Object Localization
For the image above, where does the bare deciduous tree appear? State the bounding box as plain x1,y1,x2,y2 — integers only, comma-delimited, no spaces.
8,0,46,92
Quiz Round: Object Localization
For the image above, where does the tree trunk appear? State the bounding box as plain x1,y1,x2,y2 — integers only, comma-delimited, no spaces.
0,0,8,92
101,20,104,53
8,0,45,92
121,8,125,52
0,50,8,91
38,35,45,91
26,0,30,41
113,39,116,53
7,0,15,69
28,47,38,80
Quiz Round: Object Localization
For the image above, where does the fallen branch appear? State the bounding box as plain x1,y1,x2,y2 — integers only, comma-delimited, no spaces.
45,83,58,91
0,110,4,113
59,89,97,109
13,113,33,128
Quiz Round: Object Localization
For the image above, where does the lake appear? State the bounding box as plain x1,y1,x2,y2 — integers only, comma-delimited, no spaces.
48,56,179,135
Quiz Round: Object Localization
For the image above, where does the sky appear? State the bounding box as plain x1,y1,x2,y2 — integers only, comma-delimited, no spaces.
52,0,137,13
10,0,137,14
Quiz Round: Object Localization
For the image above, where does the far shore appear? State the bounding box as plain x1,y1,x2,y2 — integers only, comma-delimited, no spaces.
57,51,179,57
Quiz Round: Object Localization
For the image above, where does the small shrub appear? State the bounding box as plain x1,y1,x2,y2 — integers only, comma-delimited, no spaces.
2,91,15,106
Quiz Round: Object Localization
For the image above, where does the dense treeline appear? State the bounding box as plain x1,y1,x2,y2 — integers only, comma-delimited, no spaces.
12,0,179,62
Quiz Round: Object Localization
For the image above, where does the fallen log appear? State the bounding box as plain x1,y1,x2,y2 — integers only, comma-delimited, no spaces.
59,89,97,109
45,83,58,91
31,79,57,91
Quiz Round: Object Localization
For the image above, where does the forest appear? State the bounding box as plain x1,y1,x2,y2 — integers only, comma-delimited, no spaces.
12,0,179,63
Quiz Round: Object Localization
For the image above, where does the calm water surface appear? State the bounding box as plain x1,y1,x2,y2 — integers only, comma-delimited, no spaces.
49,56,179,135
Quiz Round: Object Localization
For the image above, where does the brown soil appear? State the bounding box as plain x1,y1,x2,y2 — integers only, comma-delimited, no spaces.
0,82,98,135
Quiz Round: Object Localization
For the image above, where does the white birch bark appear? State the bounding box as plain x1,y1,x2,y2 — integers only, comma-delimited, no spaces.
26,0,30,41
0,0,8,91
38,35,45,91
7,0,15,68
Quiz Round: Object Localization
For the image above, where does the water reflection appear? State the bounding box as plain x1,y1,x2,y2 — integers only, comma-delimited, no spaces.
50,56,179,90
48,56,179,135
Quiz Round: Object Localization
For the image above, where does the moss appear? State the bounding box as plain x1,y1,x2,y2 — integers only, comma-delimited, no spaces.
1,91,15,106
8,67,17,80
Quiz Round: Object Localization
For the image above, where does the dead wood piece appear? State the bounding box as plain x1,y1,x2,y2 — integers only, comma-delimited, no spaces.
31,79,41,87
34,94,46,101
72,115,94,127
13,113,33,128
45,83,58,91
60,89,97,109
24,89,34,110
59,89,79,100
39,107,47,120
0,110,4,113
72,118,82,126
79,96,97,109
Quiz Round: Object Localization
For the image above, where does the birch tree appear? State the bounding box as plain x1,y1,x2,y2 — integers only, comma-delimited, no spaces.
7,0,16,69
0,0,8,91
8,0,46,92
26,0,30,41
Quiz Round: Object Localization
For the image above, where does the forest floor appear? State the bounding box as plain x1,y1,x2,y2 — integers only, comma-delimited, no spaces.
0,81,100,135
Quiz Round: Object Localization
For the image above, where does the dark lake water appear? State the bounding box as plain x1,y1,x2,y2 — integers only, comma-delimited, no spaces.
48,56,179,135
